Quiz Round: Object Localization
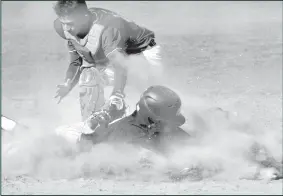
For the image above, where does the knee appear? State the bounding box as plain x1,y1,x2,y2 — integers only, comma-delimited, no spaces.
79,67,102,87
103,68,115,86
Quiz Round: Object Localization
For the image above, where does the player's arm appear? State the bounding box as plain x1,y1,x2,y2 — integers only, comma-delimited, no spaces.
81,120,117,144
54,19,83,103
64,41,82,89
54,18,82,88
54,43,82,103
102,27,128,97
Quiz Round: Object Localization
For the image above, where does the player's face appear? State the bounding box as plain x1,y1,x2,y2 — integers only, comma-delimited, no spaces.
60,17,75,32
59,13,90,38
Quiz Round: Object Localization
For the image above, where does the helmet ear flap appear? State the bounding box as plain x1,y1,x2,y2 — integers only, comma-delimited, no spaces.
136,97,156,123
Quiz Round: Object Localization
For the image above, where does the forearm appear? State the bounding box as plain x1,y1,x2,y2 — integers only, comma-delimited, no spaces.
64,58,82,89
112,63,128,95
108,51,128,96
81,124,113,145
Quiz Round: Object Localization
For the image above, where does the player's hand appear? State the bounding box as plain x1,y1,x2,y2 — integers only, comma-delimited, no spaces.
54,80,72,104
86,109,112,130
109,92,125,110
95,110,112,125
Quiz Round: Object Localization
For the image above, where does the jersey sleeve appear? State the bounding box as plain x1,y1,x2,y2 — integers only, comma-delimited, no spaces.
101,27,126,57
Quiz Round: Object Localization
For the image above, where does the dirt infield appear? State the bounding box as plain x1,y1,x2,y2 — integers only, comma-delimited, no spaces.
2,1,282,195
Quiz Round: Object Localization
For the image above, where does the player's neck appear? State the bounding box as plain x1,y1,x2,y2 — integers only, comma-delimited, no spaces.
135,112,150,126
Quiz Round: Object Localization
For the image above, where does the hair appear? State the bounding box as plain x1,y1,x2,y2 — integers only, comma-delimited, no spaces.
53,0,88,17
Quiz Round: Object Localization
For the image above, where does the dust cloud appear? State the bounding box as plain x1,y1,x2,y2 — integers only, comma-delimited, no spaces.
2,1,282,182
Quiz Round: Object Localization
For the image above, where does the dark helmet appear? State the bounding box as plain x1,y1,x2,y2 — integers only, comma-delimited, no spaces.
136,85,185,126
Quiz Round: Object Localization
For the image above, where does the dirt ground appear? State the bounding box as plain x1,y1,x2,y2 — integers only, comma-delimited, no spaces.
2,1,282,195
2,177,282,195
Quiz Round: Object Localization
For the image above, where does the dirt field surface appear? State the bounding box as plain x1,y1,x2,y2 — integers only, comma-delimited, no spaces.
2,1,282,195
2,177,282,195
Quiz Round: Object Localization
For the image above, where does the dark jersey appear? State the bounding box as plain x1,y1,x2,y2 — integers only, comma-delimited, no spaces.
54,7,156,66
83,112,190,155
89,8,156,55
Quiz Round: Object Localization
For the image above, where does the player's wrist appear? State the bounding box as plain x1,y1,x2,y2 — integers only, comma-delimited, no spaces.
63,79,73,88
111,90,125,98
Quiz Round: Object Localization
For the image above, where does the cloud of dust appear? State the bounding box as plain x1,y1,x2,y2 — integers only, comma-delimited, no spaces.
2,52,282,182
120,52,282,180
2,109,281,181
2,1,282,182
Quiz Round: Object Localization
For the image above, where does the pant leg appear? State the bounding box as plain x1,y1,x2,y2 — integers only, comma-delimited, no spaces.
102,67,115,87
79,67,106,121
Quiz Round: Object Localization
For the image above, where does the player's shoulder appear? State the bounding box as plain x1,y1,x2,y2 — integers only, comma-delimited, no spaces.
89,7,118,17
170,126,191,142
89,7,124,26
162,126,190,140
176,127,190,137
53,18,66,39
